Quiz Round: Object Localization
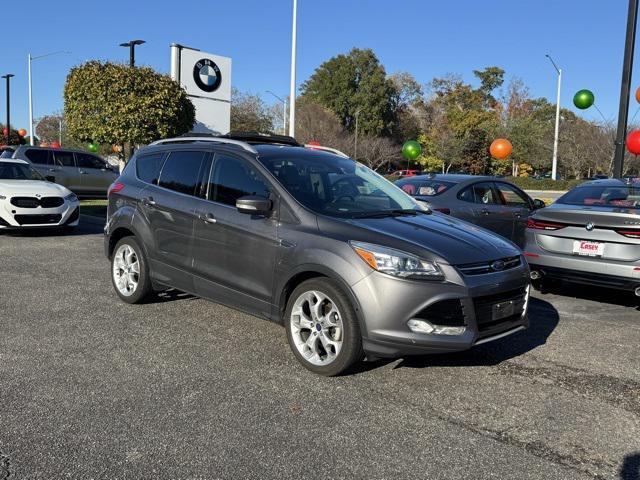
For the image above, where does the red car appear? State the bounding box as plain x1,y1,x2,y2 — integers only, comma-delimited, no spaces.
391,169,420,178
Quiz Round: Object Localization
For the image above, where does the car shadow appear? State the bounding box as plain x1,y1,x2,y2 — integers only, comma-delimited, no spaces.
351,296,559,374
620,452,640,480
540,282,640,310
0,222,104,237
146,289,196,304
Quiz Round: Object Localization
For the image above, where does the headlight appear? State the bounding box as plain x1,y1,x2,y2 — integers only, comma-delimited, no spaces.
64,192,78,202
350,241,444,280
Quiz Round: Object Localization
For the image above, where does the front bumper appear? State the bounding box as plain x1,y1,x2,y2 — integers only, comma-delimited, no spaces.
0,199,80,228
352,261,531,358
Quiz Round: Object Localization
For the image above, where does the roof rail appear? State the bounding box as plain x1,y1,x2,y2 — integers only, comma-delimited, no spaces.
304,144,350,158
149,136,258,154
222,131,301,147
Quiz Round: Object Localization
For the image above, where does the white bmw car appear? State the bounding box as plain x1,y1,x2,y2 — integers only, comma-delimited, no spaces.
0,158,80,230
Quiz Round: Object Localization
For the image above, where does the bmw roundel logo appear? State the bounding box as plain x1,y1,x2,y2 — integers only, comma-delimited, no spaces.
491,260,505,271
193,58,222,93
586,222,595,231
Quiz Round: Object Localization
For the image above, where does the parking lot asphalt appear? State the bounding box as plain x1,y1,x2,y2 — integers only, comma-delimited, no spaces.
1,222,639,480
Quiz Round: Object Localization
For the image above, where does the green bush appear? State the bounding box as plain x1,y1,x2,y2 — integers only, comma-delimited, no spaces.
506,177,584,191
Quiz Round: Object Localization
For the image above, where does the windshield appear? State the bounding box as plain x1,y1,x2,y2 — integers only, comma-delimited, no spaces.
558,185,640,210
0,162,46,181
258,152,422,218
397,179,455,197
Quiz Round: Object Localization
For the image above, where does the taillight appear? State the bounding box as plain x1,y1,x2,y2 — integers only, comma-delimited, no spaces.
526,218,565,230
433,207,451,215
616,229,640,239
108,182,125,196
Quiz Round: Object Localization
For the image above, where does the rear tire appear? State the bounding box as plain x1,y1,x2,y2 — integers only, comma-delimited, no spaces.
111,236,151,304
285,278,363,376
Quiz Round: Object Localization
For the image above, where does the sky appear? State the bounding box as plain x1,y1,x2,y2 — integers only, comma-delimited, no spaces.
1,0,637,131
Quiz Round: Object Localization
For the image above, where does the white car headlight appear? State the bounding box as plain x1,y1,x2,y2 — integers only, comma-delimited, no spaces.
350,241,444,280
64,192,78,202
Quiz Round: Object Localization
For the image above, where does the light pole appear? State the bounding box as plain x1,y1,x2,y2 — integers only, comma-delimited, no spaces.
119,39,145,67
545,54,562,181
2,74,14,144
354,109,361,159
119,40,145,159
288,0,298,138
28,50,71,146
266,90,287,135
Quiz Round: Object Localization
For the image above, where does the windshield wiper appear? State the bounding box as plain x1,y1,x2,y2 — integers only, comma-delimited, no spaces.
352,209,430,219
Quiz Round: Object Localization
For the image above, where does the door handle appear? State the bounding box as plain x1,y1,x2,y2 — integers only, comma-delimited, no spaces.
514,212,522,219
480,209,490,215
142,197,156,207
198,213,217,224
79,170,89,175
48,168,57,172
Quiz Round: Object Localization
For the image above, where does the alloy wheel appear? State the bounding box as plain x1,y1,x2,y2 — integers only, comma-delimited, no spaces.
112,244,140,296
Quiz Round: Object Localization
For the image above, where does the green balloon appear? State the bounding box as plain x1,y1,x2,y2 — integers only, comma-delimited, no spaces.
88,143,99,153
402,140,422,160
573,89,595,110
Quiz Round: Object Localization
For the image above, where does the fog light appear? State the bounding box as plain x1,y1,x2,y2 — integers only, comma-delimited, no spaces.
407,319,466,336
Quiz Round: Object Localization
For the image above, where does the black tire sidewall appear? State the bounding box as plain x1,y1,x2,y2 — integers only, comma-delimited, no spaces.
285,278,363,376
111,236,151,304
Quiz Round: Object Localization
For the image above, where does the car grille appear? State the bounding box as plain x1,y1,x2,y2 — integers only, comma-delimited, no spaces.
458,255,521,276
14,214,62,225
474,287,527,340
10,196,64,209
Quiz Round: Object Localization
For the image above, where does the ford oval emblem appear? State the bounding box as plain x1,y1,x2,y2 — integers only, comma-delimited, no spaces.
491,260,505,271
586,222,595,231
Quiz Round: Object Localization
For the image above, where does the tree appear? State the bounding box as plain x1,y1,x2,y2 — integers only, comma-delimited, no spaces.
0,126,27,146
300,48,396,136
231,88,276,132
64,61,195,156
35,115,63,143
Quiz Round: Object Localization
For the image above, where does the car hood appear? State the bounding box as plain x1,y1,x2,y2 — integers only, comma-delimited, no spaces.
535,203,640,228
0,180,71,196
342,213,520,265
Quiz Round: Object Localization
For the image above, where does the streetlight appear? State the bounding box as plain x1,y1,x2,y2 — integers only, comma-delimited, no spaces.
28,50,71,146
119,40,145,159
266,90,287,135
2,74,14,144
545,54,562,181
354,109,362,159
288,0,298,137
119,39,146,67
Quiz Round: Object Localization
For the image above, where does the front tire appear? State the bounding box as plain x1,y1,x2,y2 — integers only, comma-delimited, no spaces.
285,278,363,376
111,236,151,304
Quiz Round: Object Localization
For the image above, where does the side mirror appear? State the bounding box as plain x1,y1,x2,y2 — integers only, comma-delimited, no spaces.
236,195,272,215
45,175,56,182
532,199,546,209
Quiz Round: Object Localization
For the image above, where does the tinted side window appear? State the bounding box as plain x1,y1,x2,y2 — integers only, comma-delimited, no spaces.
158,151,205,196
494,182,530,207
76,153,105,169
459,182,498,204
209,155,270,206
25,149,52,165
53,151,75,167
136,153,165,185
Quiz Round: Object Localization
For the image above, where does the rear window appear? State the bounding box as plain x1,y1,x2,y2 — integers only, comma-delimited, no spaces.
136,153,165,184
25,149,52,165
397,179,455,197
558,185,640,209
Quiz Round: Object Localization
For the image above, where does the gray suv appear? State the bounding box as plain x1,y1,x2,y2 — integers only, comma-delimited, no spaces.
12,146,118,197
105,134,530,376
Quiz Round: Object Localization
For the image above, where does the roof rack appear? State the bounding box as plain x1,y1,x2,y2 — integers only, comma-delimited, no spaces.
149,134,257,154
222,131,301,147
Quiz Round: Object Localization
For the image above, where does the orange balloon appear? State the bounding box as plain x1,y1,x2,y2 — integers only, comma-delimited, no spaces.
18,129,27,137
489,138,513,160
635,87,640,104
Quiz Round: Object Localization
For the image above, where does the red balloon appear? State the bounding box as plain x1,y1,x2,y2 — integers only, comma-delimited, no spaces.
2,128,8,137
18,129,27,137
50,141,61,149
489,138,513,160
626,130,640,155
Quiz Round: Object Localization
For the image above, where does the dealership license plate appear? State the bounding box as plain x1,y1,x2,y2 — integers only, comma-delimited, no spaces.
573,240,605,257
492,300,515,320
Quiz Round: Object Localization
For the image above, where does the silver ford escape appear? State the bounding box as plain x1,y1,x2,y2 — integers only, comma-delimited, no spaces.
105,133,530,376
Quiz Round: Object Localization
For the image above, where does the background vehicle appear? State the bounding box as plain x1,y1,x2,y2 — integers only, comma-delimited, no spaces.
390,169,420,178
12,146,118,197
105,133,529,376
0,158,79,230
525,179,640,296
396,174,545,247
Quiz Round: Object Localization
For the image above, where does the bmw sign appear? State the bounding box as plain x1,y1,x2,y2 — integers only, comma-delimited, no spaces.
586,222,595,231
193,58,222,93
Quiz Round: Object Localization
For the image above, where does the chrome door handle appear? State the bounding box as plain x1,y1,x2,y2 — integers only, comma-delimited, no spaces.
481,209,490,215
142,197,156,207
79,170,89,174
198,213,217,224
48,168,57,172
514,212,522,219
